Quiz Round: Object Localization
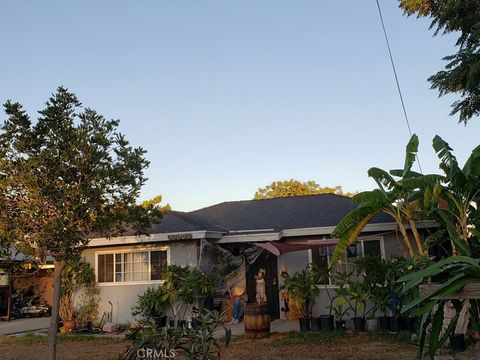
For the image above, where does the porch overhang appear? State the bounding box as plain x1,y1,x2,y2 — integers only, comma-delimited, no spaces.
255,239,339,256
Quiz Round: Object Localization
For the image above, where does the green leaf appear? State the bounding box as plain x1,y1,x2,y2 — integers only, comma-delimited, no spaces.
403,134,419,177
428,303,444,359
367,167,397,191
399,256,479,284
462,144,480,177
390,169,422,178
417,304,434,360
403,273,474,313
331,205,378,264
351,189,389,206
437,211,471,256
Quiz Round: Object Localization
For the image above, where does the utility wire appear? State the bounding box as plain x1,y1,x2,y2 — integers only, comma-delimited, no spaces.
375,0,423,173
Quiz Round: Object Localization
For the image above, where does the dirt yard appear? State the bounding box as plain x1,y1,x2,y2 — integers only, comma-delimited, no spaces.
0,334,127,360
222,332,418,360
0,331,473,360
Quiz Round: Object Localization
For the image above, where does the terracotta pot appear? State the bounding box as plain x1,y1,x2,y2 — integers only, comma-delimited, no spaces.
63,319,76,333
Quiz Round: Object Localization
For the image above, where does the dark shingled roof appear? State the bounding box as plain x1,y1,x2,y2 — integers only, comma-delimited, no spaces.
151,194,393,234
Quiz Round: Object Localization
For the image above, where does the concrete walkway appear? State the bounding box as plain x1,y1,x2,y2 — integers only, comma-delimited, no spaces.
0,317,50,335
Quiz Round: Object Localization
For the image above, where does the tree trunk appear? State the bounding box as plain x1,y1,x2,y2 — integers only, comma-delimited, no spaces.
6,268,12,322
48,259,65,360
408,219,424,256
397,221,416,258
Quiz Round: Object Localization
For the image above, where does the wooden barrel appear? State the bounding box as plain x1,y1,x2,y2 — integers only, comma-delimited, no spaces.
244,303,270,339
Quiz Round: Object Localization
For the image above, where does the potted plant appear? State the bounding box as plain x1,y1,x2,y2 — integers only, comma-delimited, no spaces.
60,257,97,331
133,286,169,328
370,286,390,331
332,297,349,331
281,266,319,332
311,263,335,331
179,269,219,328
59,295,76,333
162,265,191,328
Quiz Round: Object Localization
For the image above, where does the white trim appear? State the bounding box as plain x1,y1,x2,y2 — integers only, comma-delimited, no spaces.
95,246,170,286
280,221,437,238
86,221,438,247
217,232,280,244
97,280,166,287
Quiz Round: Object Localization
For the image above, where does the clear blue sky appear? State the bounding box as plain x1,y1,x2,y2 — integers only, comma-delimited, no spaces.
2,1,480,211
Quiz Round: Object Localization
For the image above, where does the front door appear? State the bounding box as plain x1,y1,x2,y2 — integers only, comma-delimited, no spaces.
246,250,280,320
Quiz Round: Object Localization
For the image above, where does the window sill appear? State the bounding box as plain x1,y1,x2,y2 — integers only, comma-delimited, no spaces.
97,280,166,287
316,285,339,289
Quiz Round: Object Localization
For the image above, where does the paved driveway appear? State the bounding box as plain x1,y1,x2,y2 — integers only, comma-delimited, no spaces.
0,317,50,335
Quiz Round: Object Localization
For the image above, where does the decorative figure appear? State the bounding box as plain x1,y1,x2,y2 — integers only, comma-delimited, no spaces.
255,268,267,305
227,286,246,324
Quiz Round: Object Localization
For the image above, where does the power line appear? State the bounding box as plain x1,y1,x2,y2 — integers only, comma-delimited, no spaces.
375,0,423,173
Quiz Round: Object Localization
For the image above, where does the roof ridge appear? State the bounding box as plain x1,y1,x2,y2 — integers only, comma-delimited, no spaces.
189,193,350,213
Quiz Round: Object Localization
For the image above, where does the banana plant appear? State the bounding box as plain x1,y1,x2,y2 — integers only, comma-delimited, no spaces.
400,256,480,359
331,134,431,263
421,136,480,256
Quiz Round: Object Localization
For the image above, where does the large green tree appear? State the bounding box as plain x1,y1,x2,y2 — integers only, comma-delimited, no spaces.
0,87,161,360
254,179,355,199
399,0,480,124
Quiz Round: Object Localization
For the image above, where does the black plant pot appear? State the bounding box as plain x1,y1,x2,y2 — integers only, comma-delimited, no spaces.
152,315,167,329
353,317,366,331
377,316,389,332
401,316,411,331
311,317,322,332
410,317,420,334
191,318,200,329
450,334,466,352
320,315,334,331
336,320,346,331
389,316,401,333
299,317,311,332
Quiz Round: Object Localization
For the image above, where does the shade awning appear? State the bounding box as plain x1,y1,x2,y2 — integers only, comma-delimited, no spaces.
255,240,338,256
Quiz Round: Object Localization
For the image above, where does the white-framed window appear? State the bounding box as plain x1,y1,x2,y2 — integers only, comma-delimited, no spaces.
96,247,169,285
310,237,384,286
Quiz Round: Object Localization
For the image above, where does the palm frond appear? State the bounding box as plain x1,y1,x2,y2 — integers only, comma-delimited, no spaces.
331,205,379,264
367,167,397,191
390,169,422,178
403,134,419,177
351,189,390,206
462,144,480,177
399,175,445,192
432,135,466,187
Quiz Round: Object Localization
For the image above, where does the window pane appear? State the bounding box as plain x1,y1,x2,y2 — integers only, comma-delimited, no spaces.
346,244,360,259
151,251,167,280
98,254,114,283
363,240,381,256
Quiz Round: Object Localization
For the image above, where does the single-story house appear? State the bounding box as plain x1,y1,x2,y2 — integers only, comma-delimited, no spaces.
83,193,434,324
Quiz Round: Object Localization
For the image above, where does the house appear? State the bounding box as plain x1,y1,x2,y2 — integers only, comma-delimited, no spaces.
83,193,433,324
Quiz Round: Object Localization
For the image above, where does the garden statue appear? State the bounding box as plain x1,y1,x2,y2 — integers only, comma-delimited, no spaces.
255,268,267,305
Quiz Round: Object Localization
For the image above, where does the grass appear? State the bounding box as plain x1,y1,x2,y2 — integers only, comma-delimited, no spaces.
270,330,344,346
